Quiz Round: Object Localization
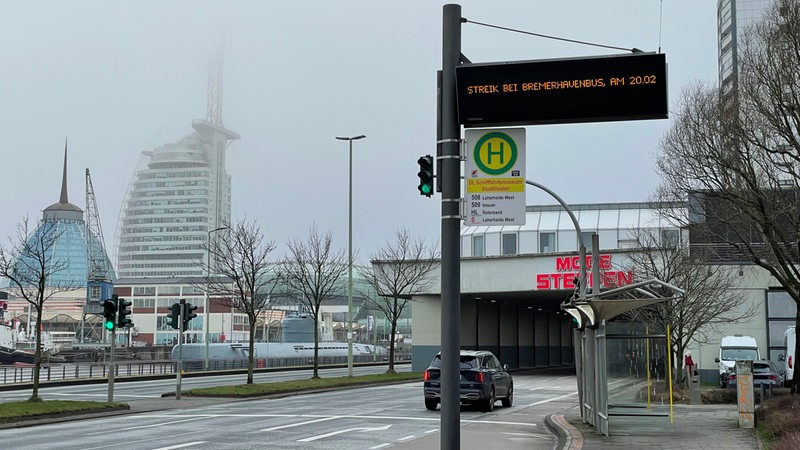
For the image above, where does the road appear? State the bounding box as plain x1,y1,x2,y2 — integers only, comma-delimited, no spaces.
0,368,578,449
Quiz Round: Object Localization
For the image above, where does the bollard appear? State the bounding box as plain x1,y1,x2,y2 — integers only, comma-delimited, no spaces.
689,375,702,404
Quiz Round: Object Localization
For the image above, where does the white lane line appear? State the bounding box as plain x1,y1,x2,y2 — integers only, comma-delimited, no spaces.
397,435,416,441
152,442,207,450
424,429,439,434
369,444,392,450
527,391,578,406
84,417,210,436
259,416,341,432
137,412,539,428
297,425,391,443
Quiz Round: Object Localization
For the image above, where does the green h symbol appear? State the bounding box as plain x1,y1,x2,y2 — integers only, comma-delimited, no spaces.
487,142,505,165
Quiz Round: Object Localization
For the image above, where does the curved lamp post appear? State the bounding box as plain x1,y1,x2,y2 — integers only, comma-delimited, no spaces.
205,226,228,370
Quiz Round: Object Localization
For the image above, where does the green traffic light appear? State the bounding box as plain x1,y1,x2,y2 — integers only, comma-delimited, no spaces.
420,184,432,195
104,320,115,331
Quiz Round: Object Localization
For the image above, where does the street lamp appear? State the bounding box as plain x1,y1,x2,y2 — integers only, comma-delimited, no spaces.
205,226,228,371
336,134,366,377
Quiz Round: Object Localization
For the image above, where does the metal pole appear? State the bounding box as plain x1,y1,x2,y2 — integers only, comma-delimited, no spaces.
441,5,461,449
177,299,184,400
205,230,211,370
107,328,115,402
348,138,353,377
336,135,365,377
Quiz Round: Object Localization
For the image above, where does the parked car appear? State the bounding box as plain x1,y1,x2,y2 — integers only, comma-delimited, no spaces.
721,359,782,389
423,349,513,412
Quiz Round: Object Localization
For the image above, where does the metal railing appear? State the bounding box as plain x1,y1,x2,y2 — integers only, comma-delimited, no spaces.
0,352,412,386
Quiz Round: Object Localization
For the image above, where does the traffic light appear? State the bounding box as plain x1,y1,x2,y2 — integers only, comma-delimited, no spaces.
102,299,117,332
168,303,181,330
417,155,434,197
117,297,132,328
182,302,198,331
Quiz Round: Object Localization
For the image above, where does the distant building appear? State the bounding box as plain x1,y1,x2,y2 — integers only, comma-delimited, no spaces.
717,0,771,96
1,147,114,334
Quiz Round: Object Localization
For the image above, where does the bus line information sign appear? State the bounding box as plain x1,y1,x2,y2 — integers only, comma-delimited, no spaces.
465,128,526,226
456,52,667,127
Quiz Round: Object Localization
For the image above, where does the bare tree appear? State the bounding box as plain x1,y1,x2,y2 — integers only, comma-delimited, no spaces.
621,228,755,382
655,0,800,391
204,219,279,385
0,216,83,401
280,225,347,379
358,228,439,373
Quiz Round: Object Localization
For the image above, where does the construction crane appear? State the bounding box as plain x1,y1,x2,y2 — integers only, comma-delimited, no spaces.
77,168,115,345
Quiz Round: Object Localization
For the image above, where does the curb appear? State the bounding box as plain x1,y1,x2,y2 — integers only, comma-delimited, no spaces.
545,413,583,450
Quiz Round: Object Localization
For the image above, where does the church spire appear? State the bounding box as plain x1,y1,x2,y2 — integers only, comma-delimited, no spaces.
60,138,69,204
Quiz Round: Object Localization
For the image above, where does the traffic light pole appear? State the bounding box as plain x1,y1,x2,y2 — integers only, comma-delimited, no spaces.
176,299,185,400
107,328,115,402
440,5,461,450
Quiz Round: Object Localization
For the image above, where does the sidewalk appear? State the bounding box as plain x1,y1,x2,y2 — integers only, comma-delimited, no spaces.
547,404,763,450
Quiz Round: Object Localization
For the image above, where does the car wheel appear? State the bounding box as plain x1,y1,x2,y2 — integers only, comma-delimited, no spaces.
481,387,495,412
720,377,726,389
425,399,438,411
501,383,514,407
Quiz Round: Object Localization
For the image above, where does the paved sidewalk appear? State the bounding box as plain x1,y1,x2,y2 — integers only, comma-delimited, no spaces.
547,404,763,450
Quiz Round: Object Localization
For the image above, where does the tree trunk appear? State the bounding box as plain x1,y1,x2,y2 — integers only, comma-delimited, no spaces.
247,320,256,385
388,318,398,374
312,317,319,379
30,304,42,401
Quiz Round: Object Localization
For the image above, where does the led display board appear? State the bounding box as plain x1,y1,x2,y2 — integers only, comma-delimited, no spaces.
456,52,667,127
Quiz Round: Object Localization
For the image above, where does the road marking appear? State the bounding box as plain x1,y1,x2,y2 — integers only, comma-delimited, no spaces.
259,416,341,432
297,424,391,442
152,442,207,450
369,444,392,449
138,412,539,428
397,435,416,441
84,417,210,435
424,429,439,434
527,391,578,406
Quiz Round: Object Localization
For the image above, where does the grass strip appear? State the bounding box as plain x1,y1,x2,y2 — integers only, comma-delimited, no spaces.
184,372,423,397
0,400,128,421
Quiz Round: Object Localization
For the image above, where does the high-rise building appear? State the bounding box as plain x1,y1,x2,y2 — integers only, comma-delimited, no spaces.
717,0,772,95
115,62,239,279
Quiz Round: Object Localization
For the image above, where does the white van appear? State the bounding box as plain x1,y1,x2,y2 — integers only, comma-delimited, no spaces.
782,326,796,389
715,335,761,388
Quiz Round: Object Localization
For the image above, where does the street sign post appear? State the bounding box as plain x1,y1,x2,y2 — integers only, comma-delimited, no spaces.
464,128,526,226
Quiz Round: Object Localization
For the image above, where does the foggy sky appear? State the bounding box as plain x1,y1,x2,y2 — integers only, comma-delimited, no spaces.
0,0,718,265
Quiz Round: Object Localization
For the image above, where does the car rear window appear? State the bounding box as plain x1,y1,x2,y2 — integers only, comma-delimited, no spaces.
429,355,479,369
753,363,772,374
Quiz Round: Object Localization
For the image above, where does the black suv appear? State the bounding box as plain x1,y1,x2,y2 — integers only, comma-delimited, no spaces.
423,350,513,412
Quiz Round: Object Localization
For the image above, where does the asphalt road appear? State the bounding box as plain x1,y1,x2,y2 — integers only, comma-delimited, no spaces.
0,368,578,449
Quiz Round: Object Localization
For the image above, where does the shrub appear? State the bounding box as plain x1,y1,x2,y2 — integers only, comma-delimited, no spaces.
755,391,800,448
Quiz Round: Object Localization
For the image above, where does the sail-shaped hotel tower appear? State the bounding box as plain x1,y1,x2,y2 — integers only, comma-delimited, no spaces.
115,64,239,279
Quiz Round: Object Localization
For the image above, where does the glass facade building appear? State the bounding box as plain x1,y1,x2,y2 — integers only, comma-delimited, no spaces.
717,0,772,95
1,151,115,290
115,119,239,278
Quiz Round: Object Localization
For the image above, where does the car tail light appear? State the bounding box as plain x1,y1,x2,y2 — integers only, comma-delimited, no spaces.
770,374,778,382
475,372,484,383
789,355,793,370
728,373,736,381
424,370,431,381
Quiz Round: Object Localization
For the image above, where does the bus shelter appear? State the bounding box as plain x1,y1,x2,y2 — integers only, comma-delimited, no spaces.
563,279,684,436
